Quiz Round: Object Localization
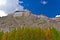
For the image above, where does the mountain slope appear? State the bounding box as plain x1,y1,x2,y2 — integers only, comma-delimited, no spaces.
0,10,60,32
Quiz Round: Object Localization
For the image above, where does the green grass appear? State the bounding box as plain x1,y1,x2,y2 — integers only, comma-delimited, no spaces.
0,27,60,40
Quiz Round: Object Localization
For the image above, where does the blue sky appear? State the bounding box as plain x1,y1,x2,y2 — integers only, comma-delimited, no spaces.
19,0,60,18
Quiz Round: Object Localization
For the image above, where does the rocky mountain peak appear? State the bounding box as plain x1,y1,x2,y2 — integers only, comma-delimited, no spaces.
0,10,60,32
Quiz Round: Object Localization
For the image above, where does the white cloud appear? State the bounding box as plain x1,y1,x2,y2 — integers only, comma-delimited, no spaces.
41,1,47,5
0,0,24,14
0,10,8,17
0,0,6,5
55,15,60,17
15,5,24,11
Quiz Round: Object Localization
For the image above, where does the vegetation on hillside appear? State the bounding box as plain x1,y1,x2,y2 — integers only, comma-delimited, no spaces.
0,27,59,40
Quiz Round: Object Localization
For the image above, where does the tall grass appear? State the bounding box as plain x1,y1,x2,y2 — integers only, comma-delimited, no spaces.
0,27,60,40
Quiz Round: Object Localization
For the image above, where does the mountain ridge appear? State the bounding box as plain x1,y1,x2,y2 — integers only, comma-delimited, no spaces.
0,10,60,32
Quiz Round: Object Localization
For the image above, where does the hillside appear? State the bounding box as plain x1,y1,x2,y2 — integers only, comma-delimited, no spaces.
0,10,60,32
